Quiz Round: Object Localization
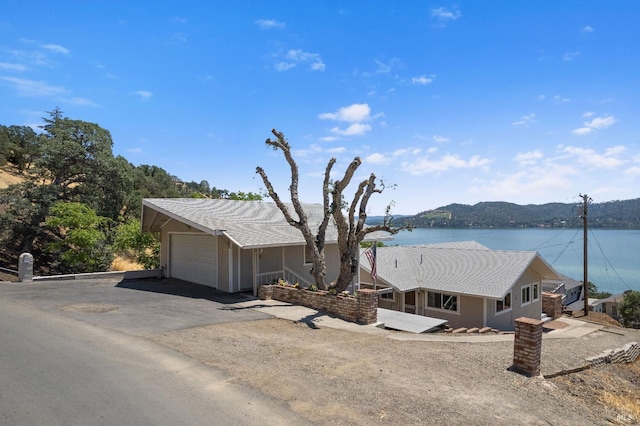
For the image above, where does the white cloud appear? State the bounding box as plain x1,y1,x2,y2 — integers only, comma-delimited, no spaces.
582,111,595,118
41,44,69,55
319,103,372,122
65,97,98,107
469,165,576,200
563,51,580,61
411,75,435,85
572,127,592,135
624,166,640,177
432,135,449,143
132,90,153,99
403,153,492,175
375,58,403,74
583,25,594,33
277,49,325,72
173,32,187,42
318,136,339,142
536,95,545,101
0,76,67,96
431,6,461,24
366,153,390,165
587,115,617,129
514,150,543,166
393,147,422,156
561,145,625,168
256,19,285,30
572,115,616,135
275,61,295,71
554,95,570,103
512,113,536,127
0,62,27,71
126,147,143,154
330,123,372,136
326,147,346,154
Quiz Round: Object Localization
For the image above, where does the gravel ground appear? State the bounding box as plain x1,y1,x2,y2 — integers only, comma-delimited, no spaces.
151,317,640,425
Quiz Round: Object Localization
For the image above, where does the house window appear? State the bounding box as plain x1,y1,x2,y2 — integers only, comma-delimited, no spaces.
303,246,313,265
496,292,512,314
380,290,394,301
521,283,540,306
521,285,531,306
427,291,458,312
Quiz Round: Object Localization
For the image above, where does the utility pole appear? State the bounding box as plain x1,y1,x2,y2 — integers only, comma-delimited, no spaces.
579,194,592,316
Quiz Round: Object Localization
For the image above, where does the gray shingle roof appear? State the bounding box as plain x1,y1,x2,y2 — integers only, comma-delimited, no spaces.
361,242,561,299
142,198,391,249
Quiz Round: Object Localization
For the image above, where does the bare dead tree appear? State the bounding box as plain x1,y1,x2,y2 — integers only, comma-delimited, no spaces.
256,129,405,293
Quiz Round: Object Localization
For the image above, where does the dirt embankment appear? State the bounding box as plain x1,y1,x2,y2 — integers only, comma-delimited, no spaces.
152,318,640,425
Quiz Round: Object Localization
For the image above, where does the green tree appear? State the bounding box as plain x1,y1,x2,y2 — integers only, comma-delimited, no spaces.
588,282,612,299
619,291,640,328
0,125,41,172
0,109,132,270
112,220,160,269
44,202,113,273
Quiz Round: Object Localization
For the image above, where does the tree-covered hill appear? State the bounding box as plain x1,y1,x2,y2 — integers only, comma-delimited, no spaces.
401,199,640,229
0,109,261,274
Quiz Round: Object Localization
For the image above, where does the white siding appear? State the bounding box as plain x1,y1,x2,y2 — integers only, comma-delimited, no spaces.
169,234,218,287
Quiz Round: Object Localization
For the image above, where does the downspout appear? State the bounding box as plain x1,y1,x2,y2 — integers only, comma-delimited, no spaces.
228,240,233,293
252,249,257,296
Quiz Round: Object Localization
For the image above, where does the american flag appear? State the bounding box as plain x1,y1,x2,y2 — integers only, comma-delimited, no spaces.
365,245,377,280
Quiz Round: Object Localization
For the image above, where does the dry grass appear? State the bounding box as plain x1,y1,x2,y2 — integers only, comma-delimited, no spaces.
110,256,143,271
601,391,640,421
0,166,26,189
594,362,640,423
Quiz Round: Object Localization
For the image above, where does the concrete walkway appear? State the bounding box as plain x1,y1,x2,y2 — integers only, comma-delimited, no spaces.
234,298,606,343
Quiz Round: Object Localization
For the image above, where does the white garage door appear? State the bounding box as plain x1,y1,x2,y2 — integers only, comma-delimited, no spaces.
170,234,218,288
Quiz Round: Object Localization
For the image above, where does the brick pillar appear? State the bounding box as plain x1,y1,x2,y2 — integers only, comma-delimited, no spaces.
258,284,273,300
542,292,562,319
356,289,378,324
513,317,544,377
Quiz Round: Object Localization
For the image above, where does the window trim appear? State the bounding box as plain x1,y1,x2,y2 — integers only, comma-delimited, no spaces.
380,289,395,302
496,291,512,315
303,245,312,265
521,285,531,306
521,282,541,307
425,291,460,315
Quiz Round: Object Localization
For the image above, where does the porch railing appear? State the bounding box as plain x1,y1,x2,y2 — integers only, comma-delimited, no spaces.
255,267,313,287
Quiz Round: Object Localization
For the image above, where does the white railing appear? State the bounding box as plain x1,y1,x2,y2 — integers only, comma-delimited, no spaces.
283,267,312,287
256,270,284,285
255,268,313,287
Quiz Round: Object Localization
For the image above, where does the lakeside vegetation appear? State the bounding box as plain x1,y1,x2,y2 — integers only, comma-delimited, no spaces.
372,200,640,229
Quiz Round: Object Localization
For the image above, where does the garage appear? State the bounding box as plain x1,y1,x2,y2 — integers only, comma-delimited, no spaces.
169,234,218,288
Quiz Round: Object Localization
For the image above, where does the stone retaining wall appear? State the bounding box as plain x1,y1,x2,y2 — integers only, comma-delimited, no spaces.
586,342,640,366
258,285,378,324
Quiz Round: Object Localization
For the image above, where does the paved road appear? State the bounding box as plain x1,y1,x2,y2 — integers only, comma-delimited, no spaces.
0,279,307,425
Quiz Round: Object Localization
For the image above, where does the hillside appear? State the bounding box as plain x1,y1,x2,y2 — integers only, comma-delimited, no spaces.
400,199,640,229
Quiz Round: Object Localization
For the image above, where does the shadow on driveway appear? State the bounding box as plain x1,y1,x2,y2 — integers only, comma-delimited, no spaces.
116,277,254,305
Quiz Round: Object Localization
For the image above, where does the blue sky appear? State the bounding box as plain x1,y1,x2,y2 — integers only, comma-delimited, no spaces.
1,2,639,215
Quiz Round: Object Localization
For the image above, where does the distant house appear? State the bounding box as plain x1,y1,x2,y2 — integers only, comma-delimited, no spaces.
544,274,584,309
591,291,630,321
360,242,563,331
142,198,387,294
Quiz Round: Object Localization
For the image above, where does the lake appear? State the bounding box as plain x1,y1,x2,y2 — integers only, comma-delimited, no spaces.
388,228,640,295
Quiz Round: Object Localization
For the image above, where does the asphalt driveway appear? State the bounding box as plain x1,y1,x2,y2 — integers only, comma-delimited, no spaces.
0,276,270,336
